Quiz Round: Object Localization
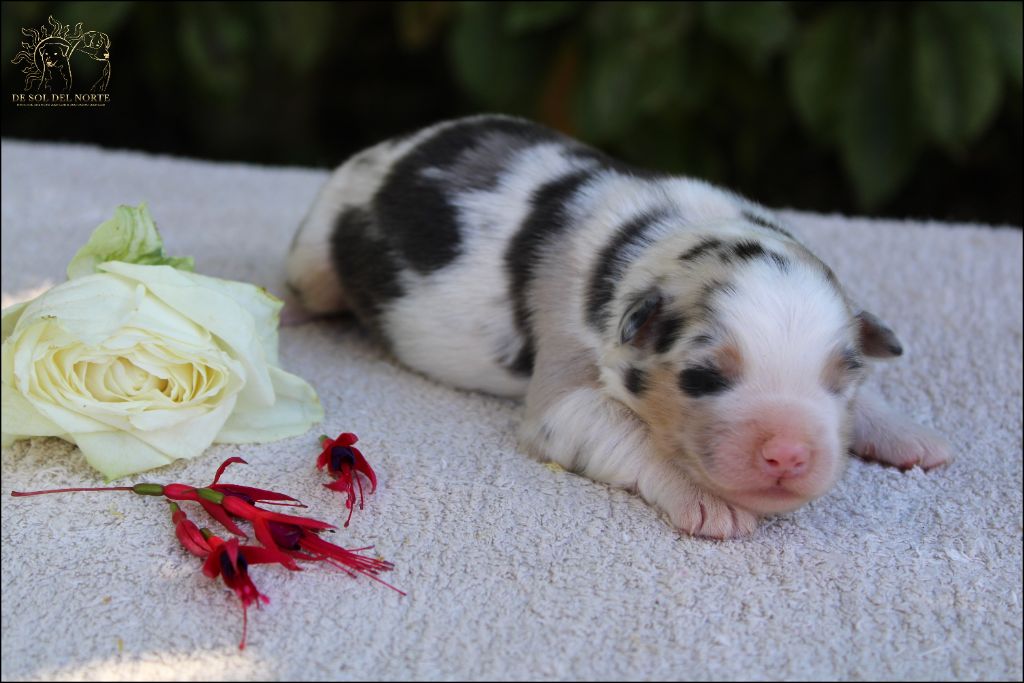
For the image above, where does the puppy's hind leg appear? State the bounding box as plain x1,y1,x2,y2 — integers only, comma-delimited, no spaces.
284,193,355,325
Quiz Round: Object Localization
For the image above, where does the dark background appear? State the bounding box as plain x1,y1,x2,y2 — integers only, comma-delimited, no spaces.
3,1,1021,225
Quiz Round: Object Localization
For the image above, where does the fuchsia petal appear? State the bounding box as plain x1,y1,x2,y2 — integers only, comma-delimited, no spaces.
251,520,301,570
335,433,359,447
351,448,378,493
199,498,248,538
239,546,300,567
212,457,248,485
202,547,224,579
222,496,334,531
212,483,304,506
175,519,212,558
225,538,241,568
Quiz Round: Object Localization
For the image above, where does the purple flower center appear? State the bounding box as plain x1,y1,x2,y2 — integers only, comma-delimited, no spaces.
330,446,356,471
220,551,236,579
267,521,303,550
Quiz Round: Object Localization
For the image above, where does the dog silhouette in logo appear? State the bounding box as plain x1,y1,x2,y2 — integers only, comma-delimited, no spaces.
38,39,73,93
78,30,111,92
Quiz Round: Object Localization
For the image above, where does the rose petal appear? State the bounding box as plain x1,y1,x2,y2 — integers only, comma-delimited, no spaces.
215,366,322,443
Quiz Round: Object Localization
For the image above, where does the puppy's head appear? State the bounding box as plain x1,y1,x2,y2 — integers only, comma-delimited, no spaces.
598,221,901,514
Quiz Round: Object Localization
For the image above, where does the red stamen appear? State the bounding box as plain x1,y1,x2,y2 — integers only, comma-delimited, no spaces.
239,602,248,650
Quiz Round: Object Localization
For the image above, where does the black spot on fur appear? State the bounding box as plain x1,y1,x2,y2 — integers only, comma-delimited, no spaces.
679,366,732,397
731,240,790,271
374,117,567,275
741,210,794,238
693,280,737,322
624,366,648,394
733,240,767,261
691,333,715,346
505,169,597,375
679,238,723,262
653,315,687,354
508,341,536,377
769,252,790,271
330,208,404,337
587,208,674,332
698,280,734,311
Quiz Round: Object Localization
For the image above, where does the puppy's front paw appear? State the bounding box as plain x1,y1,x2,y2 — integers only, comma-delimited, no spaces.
669,489,759,540
855,421,952,471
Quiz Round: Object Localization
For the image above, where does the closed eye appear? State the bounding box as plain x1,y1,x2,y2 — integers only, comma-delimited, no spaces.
824,348,865,394
679,365,731,397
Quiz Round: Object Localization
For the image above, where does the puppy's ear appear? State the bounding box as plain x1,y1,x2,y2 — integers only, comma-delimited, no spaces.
618,290,662,348
856,310,903,358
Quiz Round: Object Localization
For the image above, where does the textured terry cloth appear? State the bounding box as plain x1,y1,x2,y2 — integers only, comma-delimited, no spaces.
1,138,1021,682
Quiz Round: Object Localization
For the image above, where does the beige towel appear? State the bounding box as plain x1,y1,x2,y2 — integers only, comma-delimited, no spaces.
2,139,1021,680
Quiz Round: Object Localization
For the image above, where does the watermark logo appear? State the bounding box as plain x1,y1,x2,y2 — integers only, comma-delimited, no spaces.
10,16,111,107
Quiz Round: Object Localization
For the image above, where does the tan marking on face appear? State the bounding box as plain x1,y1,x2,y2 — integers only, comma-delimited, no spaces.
714,342,743,381
632,364,715,482
822,351,849,395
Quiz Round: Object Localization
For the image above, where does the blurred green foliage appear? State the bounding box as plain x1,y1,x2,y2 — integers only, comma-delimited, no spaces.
3,1,1021,224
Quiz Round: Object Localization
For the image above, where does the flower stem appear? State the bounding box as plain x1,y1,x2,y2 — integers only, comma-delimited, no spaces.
11,482,165,497
11,486,135,497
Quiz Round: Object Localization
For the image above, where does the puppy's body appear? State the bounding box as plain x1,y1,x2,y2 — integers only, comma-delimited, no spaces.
288,115,950,537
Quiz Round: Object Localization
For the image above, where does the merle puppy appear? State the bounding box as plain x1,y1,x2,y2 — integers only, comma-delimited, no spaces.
286,115,950,538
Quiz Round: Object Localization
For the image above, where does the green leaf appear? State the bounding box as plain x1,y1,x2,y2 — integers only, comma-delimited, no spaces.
837,14,925,209
448,2,550,112
54,1,135,31
786,5,864,144
260,2,335,73
67,204,194,279
573,3,694,141
974,1,1023,86
702,1,795,69
503,1,580,34
573,39,648,141
911,3,1004,152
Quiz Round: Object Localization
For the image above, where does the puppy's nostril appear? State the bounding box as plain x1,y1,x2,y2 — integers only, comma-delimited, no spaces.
760,438,810,479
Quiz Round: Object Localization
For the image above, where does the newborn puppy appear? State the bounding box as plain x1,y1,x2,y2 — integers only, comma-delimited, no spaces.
286,114,951,538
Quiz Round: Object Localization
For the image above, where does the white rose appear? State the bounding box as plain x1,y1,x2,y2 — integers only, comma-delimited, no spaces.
1,205,323,479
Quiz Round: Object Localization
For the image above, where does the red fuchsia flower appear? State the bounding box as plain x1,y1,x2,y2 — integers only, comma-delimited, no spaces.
316,433,377,527
167,502,294,650
266,520,406,596
207,536,268,650
14,457,404,595
217,493,335,570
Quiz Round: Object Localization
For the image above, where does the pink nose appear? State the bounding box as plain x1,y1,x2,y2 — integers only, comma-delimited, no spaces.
760,438,810,479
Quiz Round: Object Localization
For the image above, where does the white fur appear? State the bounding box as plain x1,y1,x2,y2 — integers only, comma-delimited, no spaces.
382,143,597,397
